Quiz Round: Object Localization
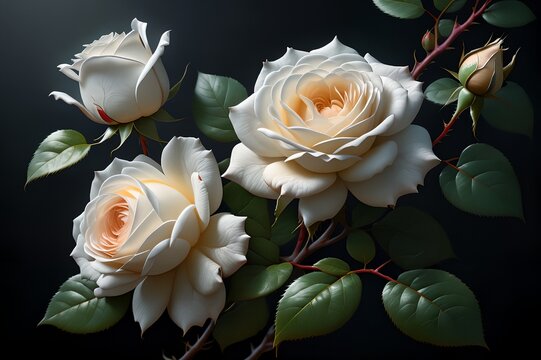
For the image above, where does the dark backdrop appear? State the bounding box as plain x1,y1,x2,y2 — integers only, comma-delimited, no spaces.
2,0,539,358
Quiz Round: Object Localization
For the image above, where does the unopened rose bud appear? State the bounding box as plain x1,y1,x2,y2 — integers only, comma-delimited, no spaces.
422,30,435,53
458,38,517,97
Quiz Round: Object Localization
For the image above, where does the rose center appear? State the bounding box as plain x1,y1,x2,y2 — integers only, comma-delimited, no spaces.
312,84,357,119
98,198,131,257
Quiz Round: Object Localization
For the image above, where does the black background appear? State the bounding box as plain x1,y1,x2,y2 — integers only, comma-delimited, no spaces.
2,0,539,358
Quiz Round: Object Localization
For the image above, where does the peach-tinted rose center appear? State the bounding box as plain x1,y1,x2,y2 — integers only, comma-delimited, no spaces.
96,197,132,257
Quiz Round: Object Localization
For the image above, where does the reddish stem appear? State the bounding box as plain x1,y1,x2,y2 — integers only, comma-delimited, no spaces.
350,268,396,283
411,0,493,80
139,134,149,156
290,262,318,271
291,225,307,259
432,111,461,146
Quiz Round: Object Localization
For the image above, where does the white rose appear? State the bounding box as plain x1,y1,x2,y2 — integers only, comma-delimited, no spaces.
50,18,170,125
224,38,440,226
71,137,249,333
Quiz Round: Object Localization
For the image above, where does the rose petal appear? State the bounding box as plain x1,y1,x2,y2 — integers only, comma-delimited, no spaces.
255,47,309,91
185,250,223,295
57,64,80,81
339,140,398,182
223,144,279,199
114,28,152,63
49,91,104,124
286,151,360,173
141,236,190,276
171,205,201,248
161,137,222,213
191,172,210,228
263,160,336,197
346,125,440,207
299,180,347,227
334,114,395,155
95,272,141,297
133,271,175,333
309,37,359,57
196,213,249,277
168,263,226,333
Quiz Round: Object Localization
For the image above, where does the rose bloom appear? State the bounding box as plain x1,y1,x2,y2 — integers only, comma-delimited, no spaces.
71,137,249,332
51,18,170,124
224,38,439,226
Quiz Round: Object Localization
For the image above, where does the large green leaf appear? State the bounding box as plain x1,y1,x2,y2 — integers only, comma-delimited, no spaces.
425,78,462,105
26,129,91,185
482,82,533,138
193,72,247,142
247,237,280,265
438,19,454,37
228,263,293,301
39,275,131,334
372,207,454,269
439,144,523,218
271,202,299,246
346,230,376,265
433,0,466,13
382,269,486,347
223,182,271,239
483,1,536,28
350,202,387,228
372,0,425,19
275,272,362,346
313,258,350,276
213,298,269,351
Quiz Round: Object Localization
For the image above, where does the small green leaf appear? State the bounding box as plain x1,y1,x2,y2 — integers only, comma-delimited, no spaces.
247,237,280,265
26,129,91,185
271,202,299,246
346,230,376,265
382,269,486,347
228,263,293,301
39,275,131,334
223,182,271,239
193,72,247,142
96,126,118,144
425,78,462,105
167,64,190,101
213,298,269,351
350,202,387,228
112,123,133,153
438,19,455,37
482,82,533,138
134,118,164,143
218,158,230,175
439,144,523,218
313,258,350,276
275,272,362,346
433,0,466,13
483,1,536,28
372,0,424,19
372,207,453,269
148,108,179,123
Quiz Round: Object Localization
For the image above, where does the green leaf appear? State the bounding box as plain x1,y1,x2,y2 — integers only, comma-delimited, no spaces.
314,258,350,276
271,201,299,246
218,158,230,175
134,118,164,143
112,123,133,153
439,144,523,218
346,230,376,265
438,19,454,37
26,129,91,185
483,1,536,28
350,202,387,228
223,182,271,239
228,263,293,301
39,275,131,334
148,108,179,123
213,298,269,351
425,78,462,105
193,72,247,142
372,0,425,19
382,269,486,347
372,207,454,269
275,272,362,346
247,237,280,265
96,126,118,144
433,0,466,13
482,82,533,138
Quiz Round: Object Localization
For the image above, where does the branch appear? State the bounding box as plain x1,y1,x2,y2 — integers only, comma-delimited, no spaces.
411,0,493,80
244,325,275,360
164,321,215,360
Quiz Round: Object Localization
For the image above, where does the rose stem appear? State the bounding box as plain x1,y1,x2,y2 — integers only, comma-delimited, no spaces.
244,325,275,360
411,0,493,80
139,134,149,156
432,110,461,146
175,320,215,360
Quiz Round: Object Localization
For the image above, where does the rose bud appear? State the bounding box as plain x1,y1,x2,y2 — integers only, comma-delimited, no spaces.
50,18,170,125
422,30,435,53
458,38,517,97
